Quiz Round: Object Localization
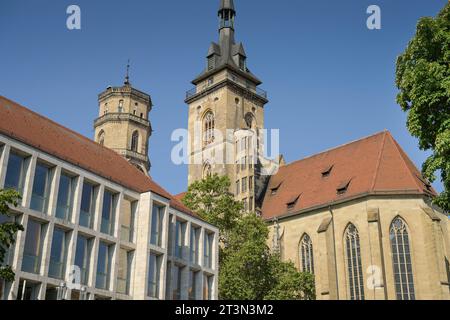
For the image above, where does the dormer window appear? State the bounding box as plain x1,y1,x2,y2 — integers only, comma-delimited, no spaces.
239,55,246,71
207,77,214,86
286,194,300,210
321,165,334,178
270,182,282,195
207,56,215,70
337,180,352,195
416,174,432,192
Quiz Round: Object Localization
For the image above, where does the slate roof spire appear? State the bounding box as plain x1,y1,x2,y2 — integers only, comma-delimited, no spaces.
191,0,262,86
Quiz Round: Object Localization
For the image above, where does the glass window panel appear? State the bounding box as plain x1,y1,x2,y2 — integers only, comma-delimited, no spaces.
150,204,164,247
101,190,115,235
48,228,68,279
80,182,95,228
4,153,26,193
74,235,91,285
96,242,111,290
22,220,44,274
30,164,51,213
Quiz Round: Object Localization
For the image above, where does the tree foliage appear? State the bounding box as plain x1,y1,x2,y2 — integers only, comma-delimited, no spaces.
395,2,450,211
0,189,24,281
183,174,315,300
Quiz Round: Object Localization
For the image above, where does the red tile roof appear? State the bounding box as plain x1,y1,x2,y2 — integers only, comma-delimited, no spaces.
261,131,436,220
0,96,196,218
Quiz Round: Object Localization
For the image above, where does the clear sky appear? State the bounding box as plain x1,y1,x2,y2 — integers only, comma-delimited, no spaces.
0,0,446,195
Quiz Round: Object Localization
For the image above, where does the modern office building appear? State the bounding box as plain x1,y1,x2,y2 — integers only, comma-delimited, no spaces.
0,95,219,300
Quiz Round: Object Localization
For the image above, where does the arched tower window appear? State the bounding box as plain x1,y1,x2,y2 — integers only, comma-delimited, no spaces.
131,131,139,153
202,162,212,179
203,111,215,147
244,112,256,129
98,130,105,146
390,217,415,300
300,234,314,274
344,223,365,300
118,100,124,113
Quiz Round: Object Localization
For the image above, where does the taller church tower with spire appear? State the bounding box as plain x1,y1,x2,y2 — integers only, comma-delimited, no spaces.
185,0,269,211
94,65,153,174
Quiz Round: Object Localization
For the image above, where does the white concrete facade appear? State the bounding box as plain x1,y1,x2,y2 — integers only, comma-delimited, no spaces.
0,134,219,300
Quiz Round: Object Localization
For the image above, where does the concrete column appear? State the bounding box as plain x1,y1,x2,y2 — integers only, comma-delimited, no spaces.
88,237,99,289
0,144,11,188
40,221,55,278
133,192,152,299
47,166,61,217
93,184,105,232
71,176,84,225
22,154,37,208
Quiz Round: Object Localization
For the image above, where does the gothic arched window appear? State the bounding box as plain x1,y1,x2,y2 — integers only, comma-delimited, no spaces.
345,223,365,300
300,234,314,274
202,162,212,179
203,111,215,147
390,217,415,300
98,130,105,146
131,131,139,152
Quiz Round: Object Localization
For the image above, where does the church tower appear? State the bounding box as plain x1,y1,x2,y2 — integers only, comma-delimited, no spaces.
94,66,152,174
185,0,269,211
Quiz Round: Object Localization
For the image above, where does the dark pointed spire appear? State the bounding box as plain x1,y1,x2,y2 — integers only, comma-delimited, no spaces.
124,59,131,85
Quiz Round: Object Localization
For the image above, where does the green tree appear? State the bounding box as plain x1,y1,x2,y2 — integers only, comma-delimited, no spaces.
183,174,315,300
0,189,24,281
395,2,450,212
183,175,241,246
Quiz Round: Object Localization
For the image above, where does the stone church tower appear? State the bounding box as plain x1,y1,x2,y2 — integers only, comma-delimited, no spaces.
185,0,269,211
94,68,152,174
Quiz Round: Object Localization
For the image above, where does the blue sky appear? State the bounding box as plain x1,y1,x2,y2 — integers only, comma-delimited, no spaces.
0,0,446,195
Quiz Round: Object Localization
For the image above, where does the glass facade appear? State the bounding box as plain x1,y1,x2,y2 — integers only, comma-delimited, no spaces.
101,190,116,236
56,173,75,220
4,152,27,194
190,226,200,265
74,235,91,285
189,270,198,300
172,265,184,300
48,228,68,279
203,274,213,300
96,242,112,290
204,232,214,269
22,220,44,274
80,182,96,228
117,249,132,295
175,220,186,259
150,204,165,247
30,163,51,213
147,253,162,298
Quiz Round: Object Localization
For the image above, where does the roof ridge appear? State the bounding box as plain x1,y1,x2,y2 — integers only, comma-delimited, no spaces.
285,130,388,168
370,131,388,191
385,132,423,192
